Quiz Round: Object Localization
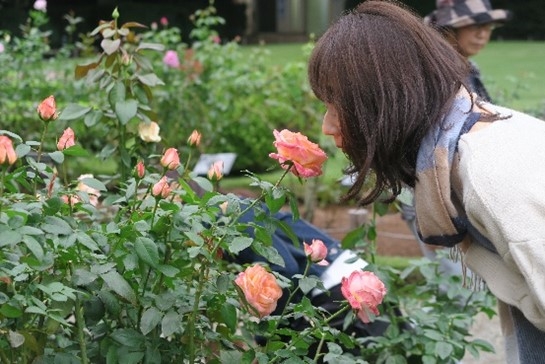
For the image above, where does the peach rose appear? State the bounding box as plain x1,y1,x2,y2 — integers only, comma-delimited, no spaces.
152,176,171,198
0,136,17,165
138,121,161,143
187,129,201,147
207,160,223,181
160,148,180,170
37,95,58,122
57,127,76,151
341,270,387,323
269,129,327,178
303,239,329,266
235,264,283,318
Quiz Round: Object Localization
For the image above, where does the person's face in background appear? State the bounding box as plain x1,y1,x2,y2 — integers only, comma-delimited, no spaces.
454,22,497,57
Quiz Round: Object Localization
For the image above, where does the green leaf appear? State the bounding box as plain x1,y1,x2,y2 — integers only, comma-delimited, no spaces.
157,265,179,277
47,151,64,164
58,103,92,121
62,145,89,157
0,230,22,247
136,73,165,87
434,342,453,360
111,328,144,348
101,38,121,55
84,109,103,127
22,235,44,260
161,310,181,337
72,268,98,286
109,81,126,105
298,276,319,295
134,237,159,268
228,236,253,254
80,177,107,191
385,355,407,364
76,231,99,251
220,303,237,333
140,307,163,335
341,226,365,250
115,99,138,125
0,304,22,318
136,42,165,52
41,216,73,235
101,271,137,304
15,143,31,158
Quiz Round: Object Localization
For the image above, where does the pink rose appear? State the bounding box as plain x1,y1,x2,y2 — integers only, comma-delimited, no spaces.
269,129,327,178
37,95,58,122
0,136,17,166
341,270,387,323
303,239,329,266
152,176,171,198
160,17,168,27
135,161,145,178
33,0,47,12
160,148,180,170
57,127,75,151
235,264,283,318
163,50,180,68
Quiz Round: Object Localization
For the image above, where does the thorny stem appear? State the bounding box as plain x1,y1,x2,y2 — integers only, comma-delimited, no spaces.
188,263,208,363
68,262,89,364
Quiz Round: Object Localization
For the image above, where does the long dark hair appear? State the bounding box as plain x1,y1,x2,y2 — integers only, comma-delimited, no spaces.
308,0,470,205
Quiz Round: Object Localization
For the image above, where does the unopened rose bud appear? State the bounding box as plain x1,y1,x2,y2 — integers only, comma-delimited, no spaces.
57,127,76,151
37,95,58,122
207,160,223,181
187,130,201,147
303,239,329,266
135,161,145,178
152,176,171,198
0,136,17,165
160,148,180,170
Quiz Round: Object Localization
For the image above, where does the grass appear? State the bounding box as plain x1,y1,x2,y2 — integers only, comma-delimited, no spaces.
242,40,545,112
474,41,545,112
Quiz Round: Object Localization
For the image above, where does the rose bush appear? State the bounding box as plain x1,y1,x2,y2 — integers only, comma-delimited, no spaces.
0,5,499,364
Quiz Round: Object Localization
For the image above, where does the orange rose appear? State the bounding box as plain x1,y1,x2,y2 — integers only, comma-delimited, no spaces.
269,129,327,178
0,136,17,165
235,264,283,318
57,127,76,151
37,95,58,122
341,270,387,323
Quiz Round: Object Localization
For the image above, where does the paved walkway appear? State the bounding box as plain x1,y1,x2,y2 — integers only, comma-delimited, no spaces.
463,312,505,363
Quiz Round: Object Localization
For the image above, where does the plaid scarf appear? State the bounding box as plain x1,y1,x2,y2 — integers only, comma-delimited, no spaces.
414,95,481,248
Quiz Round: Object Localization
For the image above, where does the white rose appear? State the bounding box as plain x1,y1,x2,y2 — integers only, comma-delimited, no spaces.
138,121,162,143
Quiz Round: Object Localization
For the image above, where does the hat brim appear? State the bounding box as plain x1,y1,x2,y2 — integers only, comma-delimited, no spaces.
448,9,512,28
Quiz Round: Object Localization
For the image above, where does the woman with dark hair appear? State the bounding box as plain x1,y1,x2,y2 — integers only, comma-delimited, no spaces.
308,1,545,363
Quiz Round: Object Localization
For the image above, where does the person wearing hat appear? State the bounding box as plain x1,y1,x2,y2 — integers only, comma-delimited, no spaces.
424,0,512,101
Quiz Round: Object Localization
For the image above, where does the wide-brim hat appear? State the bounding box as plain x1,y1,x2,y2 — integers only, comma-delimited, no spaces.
424,0,512,28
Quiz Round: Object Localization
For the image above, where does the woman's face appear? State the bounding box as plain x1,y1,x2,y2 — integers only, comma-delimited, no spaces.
322,103,343,149
454,23,496,57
